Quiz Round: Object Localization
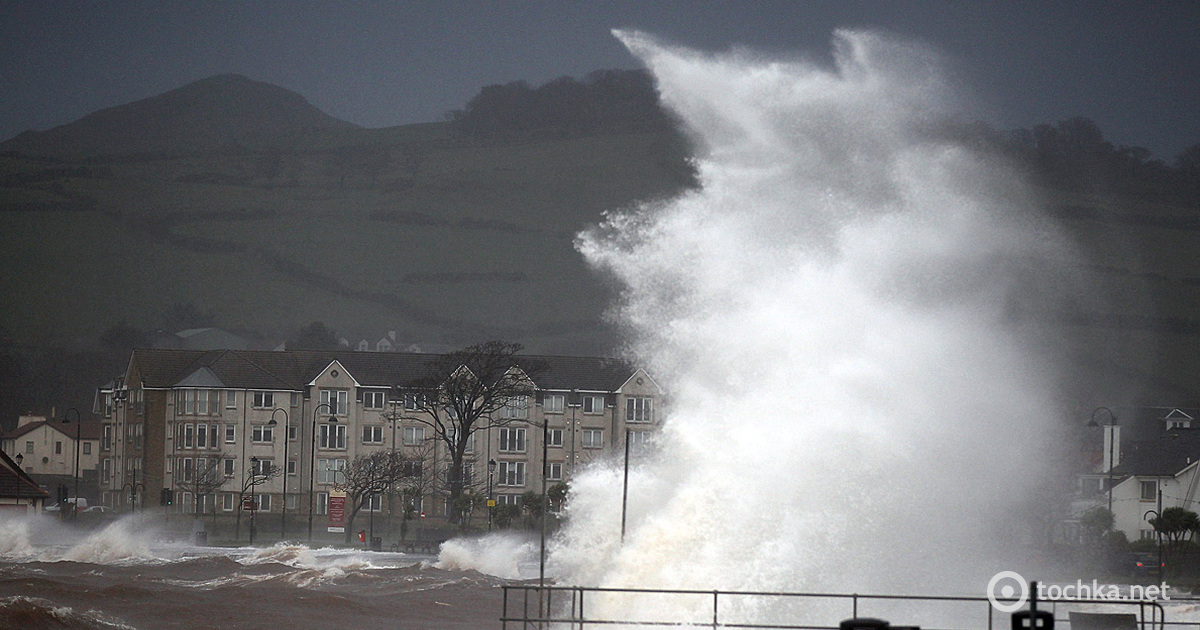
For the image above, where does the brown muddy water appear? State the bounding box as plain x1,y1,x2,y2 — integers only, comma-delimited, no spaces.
0,516,529,630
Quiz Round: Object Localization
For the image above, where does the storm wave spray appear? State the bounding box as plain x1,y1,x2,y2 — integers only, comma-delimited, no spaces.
555,30,1078,625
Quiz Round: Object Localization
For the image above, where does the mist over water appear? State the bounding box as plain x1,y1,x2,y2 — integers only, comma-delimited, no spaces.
557,29,1079,616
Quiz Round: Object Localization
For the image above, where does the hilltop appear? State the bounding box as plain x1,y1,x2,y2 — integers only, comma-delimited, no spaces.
0,74,357,159
0,70,1199,425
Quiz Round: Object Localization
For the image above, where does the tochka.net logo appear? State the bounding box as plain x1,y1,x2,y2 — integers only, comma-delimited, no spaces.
987,571,1171,613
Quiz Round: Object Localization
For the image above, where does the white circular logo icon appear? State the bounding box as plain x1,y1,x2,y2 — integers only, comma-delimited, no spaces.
988,571,1029,613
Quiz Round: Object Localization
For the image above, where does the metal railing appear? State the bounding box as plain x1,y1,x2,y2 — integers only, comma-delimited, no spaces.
501,585,1172,630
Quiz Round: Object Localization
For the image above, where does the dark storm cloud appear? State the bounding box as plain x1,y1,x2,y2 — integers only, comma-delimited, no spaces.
1,1,1197,160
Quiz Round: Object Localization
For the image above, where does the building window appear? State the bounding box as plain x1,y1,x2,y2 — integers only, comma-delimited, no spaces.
55,441,62,455
582,429,603,449
447,427,474,452
223,458,235,476
102,426,112,451
287,459,297,476
83,442,92,455
403,392,426,410
321,390,348,415
289,425,297,441
496,494,522,507
252,391,274,409
102,458,111,483
183,424,194,449
547,428,563,447
319,424,346,449
25,441,33,454
498,396,529,419
401,460,423,478
402,426,425,446
251,424,274,443
544,394,565,414
629,430,652,452
365,492,382,512
226,391,237,409
317,459,346,484
363,391,386,410
196,424,208,449
256,494,272,512
626,397,653,423
497,461,525,487
547,462,563,481
317,492,329,515
362,426,384,444
222,493,235,511
182,458,194,481
583,395,605,414
251,458,274,476
224,424,236,444
499,428,526,453
1141,480,1158,501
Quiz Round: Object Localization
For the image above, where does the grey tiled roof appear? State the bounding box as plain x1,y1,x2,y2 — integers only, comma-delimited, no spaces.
0,450,49,499
126,348,640,393
1110,429,1200,477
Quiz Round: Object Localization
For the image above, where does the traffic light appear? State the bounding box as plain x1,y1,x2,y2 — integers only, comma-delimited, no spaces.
160,488,173,506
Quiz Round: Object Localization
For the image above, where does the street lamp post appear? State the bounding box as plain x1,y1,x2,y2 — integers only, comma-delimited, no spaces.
62,408,81,520
487,459,496,532
1087,407,1119,513
250,456,259,544
308,403,337,542
270,408,289,540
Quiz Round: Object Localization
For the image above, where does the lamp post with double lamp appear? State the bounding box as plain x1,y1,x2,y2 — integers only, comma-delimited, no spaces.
1087,407,1119,513
62,408,81,519
308,403,337,542
269,408,289,540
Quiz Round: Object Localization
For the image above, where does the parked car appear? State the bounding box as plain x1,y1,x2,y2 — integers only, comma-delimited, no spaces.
1132,552,1164,577
81,505,114,514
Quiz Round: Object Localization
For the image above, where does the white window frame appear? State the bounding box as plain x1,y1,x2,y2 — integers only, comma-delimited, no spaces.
547,462,563,481
582,429,603,449
252,391,275,409
362,391,386,410
319,424,347,450
362,425,384,444
498,427,526,453
321,390,349,415
547,428,563,447
402,426,425,446
544,394,565,414
583,395,605,414
497,461,526,487
626,397,653,423
251,424,274,443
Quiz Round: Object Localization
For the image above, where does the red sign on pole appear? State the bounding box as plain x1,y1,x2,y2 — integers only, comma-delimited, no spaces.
327,494,346,533
242,496,255,511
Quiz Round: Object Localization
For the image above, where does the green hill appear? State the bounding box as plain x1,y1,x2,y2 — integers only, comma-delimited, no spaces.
0,72,1198,424
0,74,357,159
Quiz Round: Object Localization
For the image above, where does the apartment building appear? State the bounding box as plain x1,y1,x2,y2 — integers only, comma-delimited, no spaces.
96,348,660,534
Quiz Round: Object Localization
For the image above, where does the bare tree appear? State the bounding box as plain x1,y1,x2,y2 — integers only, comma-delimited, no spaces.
401,340,544,527
175,453,231,518
335,450,417,544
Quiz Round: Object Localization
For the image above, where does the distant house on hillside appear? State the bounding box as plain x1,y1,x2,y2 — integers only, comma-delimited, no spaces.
151,328,249,351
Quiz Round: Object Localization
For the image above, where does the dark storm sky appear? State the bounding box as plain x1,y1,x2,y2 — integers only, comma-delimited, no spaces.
2,1,1197,161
